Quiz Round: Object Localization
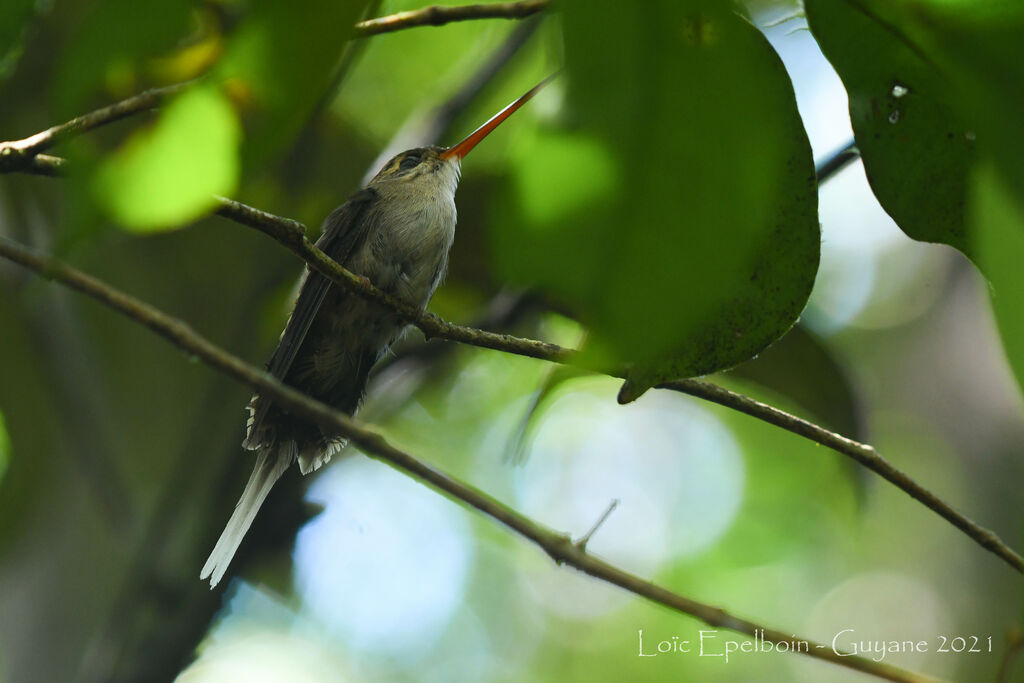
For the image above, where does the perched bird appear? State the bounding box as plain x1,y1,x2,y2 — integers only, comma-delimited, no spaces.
201,78,550,588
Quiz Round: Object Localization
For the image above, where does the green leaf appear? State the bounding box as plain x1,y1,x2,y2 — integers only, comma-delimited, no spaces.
54,0,192,114
892,1,1024,207
93,85,240,231
973,164,1024,396
492,1,818,389
804,0,975,256
214,0,367,169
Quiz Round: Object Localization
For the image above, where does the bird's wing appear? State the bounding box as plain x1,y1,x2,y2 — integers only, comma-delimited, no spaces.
264,188,379,381
244,188,379,449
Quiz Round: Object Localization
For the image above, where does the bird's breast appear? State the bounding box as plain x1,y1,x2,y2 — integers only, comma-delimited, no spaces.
358,185,456,308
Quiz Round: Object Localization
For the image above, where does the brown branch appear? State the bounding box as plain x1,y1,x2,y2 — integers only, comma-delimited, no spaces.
575,498,618,551
213,196,1024,574
214,196,574,363
0,83,187,172
658,378,1024,573
16,153,69,177
6,153,1023,576
0,236,935,683
354,0,548,37
816,140,859,184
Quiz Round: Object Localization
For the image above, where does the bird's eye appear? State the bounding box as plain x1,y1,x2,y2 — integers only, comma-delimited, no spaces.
399,154,421,171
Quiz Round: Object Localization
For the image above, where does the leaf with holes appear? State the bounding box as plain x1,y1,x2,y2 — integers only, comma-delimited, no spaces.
805,0,975,256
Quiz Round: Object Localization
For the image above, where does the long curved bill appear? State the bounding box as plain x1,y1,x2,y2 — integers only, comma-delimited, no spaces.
440,73,557,161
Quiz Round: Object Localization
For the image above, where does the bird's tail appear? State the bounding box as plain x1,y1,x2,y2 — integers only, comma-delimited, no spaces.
200,444,294,588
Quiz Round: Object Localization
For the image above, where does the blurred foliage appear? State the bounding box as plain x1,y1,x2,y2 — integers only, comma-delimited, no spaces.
334,3,553,149
502,360,589,465
214,0,366,170
1,0,1023,682
0,0,36,80
0,411,9,486
94,85,240,230
974,165,1024,395
726,324,863,439
54,0,194,114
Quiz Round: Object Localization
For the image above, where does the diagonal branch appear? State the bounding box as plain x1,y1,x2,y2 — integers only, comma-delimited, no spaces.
214,196,572,362
6,153,1024,575
354,0,549,37
658,378,1024,571
217,195,1024,574
0,83,187,170
0,235,936,683
815,140,859,184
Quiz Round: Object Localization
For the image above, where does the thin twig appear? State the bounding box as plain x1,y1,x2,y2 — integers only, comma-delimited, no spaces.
0,236,935,683
816,140,859,184
19,154,69,177
0,83,187,170
657,378,1024,572
6,154,1023,576
213,196,574,362
576,499,619,550
354,0,548,37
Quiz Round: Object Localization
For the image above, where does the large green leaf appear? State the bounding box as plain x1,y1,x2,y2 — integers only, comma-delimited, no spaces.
93,84,240,231
835,1,1024,394
492,1,818,394
804,0,975,256
892,1,1024,208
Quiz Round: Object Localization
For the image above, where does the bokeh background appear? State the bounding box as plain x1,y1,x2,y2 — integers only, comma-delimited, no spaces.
0,1,1022,681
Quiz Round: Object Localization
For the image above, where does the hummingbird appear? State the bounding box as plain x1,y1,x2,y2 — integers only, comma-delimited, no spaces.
201,78,550,588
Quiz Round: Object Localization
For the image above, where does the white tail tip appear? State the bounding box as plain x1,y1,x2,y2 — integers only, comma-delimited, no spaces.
201,445,293,588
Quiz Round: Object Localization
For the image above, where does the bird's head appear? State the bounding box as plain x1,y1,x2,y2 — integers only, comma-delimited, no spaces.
370,146,452,185
367,74,555,192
